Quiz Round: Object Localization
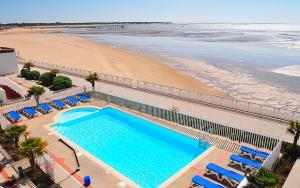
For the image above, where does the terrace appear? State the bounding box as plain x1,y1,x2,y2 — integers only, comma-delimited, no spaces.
0,83,281,187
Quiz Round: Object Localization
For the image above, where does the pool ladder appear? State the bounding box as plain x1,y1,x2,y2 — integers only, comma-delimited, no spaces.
198,138,209,150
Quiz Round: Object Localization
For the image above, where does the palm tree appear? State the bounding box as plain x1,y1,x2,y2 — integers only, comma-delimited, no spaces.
85,73,99,91
27,86,46,105
23,61,34,70
5,125,27,147
50,69,60,77
19,137,47,171
287,121,300,150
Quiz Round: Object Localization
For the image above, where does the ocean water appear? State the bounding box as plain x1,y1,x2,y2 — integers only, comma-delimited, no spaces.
52,24,300,111
52,107,209,187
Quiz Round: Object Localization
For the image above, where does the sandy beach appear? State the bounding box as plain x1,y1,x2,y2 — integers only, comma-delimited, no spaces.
0,27,225,96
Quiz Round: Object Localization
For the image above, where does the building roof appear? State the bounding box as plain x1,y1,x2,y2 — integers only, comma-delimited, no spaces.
0,47,15,54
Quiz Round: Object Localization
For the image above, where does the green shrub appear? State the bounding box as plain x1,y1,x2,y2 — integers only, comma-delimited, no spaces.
247,168,280,188
39,72,56,87
52,76,72,91
30,71,40,81
20,68,30,78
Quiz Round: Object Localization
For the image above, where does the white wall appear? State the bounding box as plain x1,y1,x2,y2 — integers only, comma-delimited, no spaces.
0,52,18,76
0,87,7,103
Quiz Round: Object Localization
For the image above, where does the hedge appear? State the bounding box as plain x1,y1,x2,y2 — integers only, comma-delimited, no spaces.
52,76,72,91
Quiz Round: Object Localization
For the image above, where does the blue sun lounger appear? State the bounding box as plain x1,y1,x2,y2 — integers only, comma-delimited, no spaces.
75,94,90,102
65,96,79,106
22,107,38,118
240,146,269,162
37,103,53,114
191,175,224,188
51,100,67,109
205,163,244,187
6,111,22,122
230,154,262,172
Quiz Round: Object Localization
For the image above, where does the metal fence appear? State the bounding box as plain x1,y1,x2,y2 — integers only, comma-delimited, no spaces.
17,55,300,122
91,90,280,151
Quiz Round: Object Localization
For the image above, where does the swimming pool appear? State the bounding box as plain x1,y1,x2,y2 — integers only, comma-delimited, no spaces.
52,107,210,187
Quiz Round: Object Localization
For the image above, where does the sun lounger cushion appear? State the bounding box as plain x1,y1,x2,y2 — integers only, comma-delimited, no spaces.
23,107,37,116
66,96,79,103
38,103,52,112
192,175,224,188
240,146,269,159
53,100,66,107
76,94,90,99
207,163,244,182
230,154,262,169
7,111,21,121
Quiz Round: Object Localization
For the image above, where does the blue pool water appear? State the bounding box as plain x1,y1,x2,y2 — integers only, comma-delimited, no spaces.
58,107,99,122
52,107,210,187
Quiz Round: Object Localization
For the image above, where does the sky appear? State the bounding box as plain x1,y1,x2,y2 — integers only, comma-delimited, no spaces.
0,0,299,24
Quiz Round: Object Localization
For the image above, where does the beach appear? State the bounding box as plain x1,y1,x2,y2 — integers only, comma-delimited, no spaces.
0,27,226,96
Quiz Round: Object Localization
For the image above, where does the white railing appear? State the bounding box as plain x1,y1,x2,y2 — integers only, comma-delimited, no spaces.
17,55,300,122
0,77,26,97
261,139,282,170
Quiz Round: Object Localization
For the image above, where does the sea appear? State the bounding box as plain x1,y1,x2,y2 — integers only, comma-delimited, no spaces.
51,23,300,111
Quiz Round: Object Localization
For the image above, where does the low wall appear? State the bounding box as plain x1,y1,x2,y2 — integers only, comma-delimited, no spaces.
282,158,300,188
37,154,82,188
262,139,282,170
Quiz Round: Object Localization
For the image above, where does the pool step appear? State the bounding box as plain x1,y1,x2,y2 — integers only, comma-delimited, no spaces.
53,126,69,134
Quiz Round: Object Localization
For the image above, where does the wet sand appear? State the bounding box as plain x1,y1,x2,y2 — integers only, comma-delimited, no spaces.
273,65,300,78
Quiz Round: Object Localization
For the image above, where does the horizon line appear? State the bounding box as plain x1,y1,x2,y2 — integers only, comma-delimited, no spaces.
1,21,300,25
